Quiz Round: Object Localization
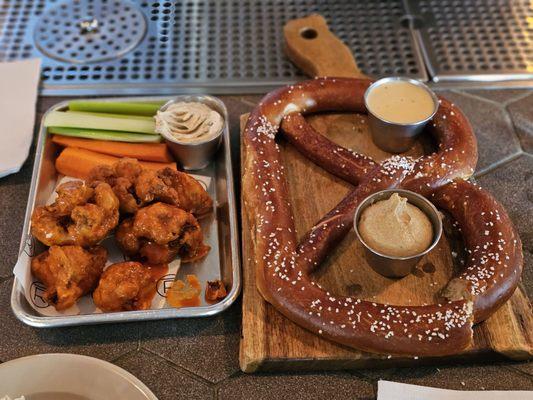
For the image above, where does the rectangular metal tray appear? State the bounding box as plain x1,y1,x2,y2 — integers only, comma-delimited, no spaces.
10,95,241,327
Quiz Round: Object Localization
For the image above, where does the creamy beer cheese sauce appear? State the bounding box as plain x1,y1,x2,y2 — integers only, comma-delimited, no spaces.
366,81,435,124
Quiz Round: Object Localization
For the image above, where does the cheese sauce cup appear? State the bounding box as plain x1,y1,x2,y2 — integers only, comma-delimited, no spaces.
364,77,439,153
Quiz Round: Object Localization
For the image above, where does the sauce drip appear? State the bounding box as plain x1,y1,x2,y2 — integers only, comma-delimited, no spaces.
366,81,435,124
167,274,201,308
147,263,170,282
143,263,169,307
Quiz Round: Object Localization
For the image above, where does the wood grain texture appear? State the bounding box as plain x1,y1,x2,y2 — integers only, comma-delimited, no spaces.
239,112,532,372
284,14,367,78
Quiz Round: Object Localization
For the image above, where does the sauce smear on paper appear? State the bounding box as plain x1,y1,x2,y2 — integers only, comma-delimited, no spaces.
147,263,169,282
144,263,169,305
167,274,201,308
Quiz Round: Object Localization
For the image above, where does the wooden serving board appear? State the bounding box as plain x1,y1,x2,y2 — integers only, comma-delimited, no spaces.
239,15,532,372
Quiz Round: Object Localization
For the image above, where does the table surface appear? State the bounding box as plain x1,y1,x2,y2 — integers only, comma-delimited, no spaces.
0,88,531,399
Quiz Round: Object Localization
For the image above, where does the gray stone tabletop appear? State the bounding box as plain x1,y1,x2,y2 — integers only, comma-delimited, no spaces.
0,90,531,399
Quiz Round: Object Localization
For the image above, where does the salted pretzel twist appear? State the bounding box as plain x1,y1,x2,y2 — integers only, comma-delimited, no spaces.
242,78,523,356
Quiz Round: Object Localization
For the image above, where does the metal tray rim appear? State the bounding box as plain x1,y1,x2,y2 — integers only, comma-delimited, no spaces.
11,95,241,328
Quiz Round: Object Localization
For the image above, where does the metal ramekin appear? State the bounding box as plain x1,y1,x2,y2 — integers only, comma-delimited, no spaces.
353,189,443,278
364,77,439,153
158,95,225,170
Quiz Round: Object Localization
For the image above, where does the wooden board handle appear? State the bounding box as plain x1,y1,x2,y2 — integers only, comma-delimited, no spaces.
284,14,368,79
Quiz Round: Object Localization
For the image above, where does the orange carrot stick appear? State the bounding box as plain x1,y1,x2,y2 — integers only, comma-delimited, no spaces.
51,135,173,163
55,147,176,180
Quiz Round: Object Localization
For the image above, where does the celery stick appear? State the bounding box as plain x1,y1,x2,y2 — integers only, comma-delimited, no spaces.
48,127,163,143
44,110,157,134
68,100,165,116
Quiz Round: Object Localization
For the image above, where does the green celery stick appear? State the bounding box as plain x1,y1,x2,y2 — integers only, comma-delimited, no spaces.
47,127,162,143
68,100,165,116
44,110,157,134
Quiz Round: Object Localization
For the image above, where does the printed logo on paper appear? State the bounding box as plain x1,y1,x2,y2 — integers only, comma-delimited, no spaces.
156,274,176,297
23,234,37,257
30,281,50,308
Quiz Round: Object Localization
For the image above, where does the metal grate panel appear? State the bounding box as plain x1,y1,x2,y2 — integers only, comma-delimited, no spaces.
0,0,424,95
408,0,533,82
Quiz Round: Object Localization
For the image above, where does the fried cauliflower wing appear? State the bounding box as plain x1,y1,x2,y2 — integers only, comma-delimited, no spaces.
115,202,210,264
31,245,107,311
135,167,213,217
87,159,142,214
205,280,227,302
93,261,154,312
31,181,119,247
87,159,212,217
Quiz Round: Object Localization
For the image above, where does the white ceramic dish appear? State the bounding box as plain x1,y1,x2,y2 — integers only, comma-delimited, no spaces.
0,353,157,400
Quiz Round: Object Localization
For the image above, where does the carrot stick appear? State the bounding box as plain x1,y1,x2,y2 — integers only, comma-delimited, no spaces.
51,135,173,163
55,147,176,180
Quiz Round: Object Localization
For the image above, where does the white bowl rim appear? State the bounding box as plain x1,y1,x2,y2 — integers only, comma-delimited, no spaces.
0,353,158,400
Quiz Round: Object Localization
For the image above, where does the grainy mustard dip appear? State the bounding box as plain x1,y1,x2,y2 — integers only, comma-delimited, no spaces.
358,193,433,257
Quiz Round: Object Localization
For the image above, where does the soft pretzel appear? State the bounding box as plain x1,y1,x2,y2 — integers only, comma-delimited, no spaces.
242,77,523,356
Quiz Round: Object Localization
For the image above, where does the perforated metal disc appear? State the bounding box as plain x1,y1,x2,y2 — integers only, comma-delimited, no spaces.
33,0,146,64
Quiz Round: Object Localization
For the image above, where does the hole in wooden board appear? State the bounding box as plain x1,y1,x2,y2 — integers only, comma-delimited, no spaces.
422,262,436,273
347,283,363,295
412,268,425,278
300,27,318,40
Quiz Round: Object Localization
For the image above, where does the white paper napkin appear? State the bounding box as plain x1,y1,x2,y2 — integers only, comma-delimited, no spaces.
378,380,533,400
0,58,41,178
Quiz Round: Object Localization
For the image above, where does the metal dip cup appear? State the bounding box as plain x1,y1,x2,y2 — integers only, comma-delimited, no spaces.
353,189,443,278
364,77,439,153
158,95,225,170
